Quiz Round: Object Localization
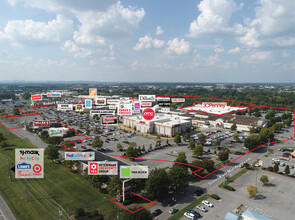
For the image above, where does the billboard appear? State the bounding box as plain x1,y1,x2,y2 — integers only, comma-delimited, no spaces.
95,98,106,105
34,121,50,127
171,98,185,102
75,104,84,111
88,161,118,175
139,95,156,102
102,116,118,125
89,88,97,96
120,166,148,179
65,152,95,160
47,93,61,97
85,99,92,109
49,128,64,137
57,104,73,111
141,102,152,107
31,95,42,101
15,149,44,178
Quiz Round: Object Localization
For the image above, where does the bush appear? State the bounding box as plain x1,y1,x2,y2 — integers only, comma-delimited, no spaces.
223,185,235,191
211,194,220,200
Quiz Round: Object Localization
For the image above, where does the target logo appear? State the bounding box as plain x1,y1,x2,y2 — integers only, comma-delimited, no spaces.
142,108,155,120
33,164,42,173
89,162,98,174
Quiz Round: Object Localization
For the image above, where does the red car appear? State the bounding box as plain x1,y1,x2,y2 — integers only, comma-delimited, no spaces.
87,143,91,146
81,146,86,149
228,145,234,148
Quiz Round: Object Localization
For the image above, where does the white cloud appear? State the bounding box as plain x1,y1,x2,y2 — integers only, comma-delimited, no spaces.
0,15,73,46
193,54,219,67
155,26,163,35
238,0,295,48
214,47,224,53
62,40,92,58
166,38,191,55
133,35,165,51
241,51,272,63
188,0,237,38
228,47,241,54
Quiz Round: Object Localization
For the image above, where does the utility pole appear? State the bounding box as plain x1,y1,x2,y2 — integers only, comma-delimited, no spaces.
8,158,12,182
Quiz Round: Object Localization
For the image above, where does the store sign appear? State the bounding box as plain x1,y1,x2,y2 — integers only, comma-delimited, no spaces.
49,128,64,137
88,161,118,175
120,166,148,179
202,102,227,109
107,99,120,104
95,98,106,105
171,98,185,102
15,149,44,178
134,102,141,109
118,108,132,115
89,88,97,96
65,152,95,160
160,108,170,112
142,108,155,120
57,104,73,111
31,95,42,101
108,105,117,110
47,93,61,97
141,102,152,107
132,110,141,114
102,116,118,125
85,99,92,109
120,97,130,102
75,104,84,111
158,102,171,106
156,97,170,101
139,95,156,102
34,121,50,127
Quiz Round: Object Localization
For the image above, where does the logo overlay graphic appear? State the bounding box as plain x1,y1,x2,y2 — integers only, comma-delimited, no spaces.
88,162,118,175
15,149,44,178
120,166,149,179
65,152,95,160
89,88,97,96
142,108,155,120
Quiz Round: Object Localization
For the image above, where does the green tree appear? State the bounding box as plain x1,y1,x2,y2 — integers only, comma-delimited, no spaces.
231,123,237,131
218,151,229,162
265,109,275,120
259,127,274,144
233,133,240,142
284,165,290,175
92,138,103,150
188,140,195,149
86,130,90,136
247,185,258,198
244,134,261,151
284,118,292,126
174,134,181,144
254,111,261,117
169,152,189,191
45,144,59,160
121,207,153,220
126,146,135,157
79,123,83,129
93,127,98,133
274,163,279,172
198,133,206,145
193,144,203,158
107,175,122,196
184,133,190,141
250,126,258,134
12,108,20,116
214,137,221,146
117,143,123,151
0,133,5,142
75,207,85,218
85,123,90,130
145,168,170,199
260,175,269,186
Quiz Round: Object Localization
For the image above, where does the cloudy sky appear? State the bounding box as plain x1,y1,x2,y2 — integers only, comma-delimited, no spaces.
0,0,294,83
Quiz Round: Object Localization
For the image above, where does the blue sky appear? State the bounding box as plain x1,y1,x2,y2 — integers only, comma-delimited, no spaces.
0,0,294,83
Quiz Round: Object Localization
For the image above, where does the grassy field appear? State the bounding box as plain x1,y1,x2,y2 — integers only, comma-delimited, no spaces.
0,126,118,220
167,194,209,220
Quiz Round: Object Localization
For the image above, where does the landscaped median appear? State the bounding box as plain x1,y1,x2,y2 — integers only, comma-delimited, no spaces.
219,168,248,190
167,194,210,220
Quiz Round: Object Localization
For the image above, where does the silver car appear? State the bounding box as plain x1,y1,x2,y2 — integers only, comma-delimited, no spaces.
196,205,207,212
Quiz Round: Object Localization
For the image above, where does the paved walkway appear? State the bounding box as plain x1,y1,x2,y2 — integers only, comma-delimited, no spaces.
0,194,16,220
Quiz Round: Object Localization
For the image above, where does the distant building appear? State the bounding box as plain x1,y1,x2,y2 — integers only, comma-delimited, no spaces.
224,209,274,220
224,212,243,220
291,151,295,161
216,84,236,89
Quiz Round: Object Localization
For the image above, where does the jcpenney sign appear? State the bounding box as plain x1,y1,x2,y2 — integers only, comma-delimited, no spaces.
202,102,227,109
139,95,156,102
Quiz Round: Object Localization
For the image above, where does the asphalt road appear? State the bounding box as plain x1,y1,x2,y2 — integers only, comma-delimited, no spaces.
0,194,16,220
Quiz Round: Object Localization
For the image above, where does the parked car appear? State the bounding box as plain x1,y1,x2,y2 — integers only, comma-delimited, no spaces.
81,146,86,149
202,200,213,207
193,188,204,196
152,209,162,216
196,205,207,212
169,208,178,214
184,212,196,219
187,210,201,218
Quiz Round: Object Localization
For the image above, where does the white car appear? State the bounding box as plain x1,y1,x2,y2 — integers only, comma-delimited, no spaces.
202,200,214,207
184,212,196,219
196,205,207,212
